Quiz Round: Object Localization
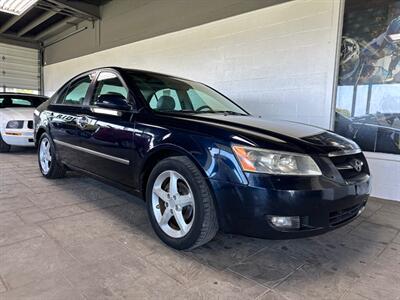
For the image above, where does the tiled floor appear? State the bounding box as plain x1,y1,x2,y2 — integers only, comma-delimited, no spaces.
1,148,399,300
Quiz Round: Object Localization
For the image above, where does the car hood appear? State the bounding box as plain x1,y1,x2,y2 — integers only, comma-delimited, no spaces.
0,107,35,122
172,114,359,154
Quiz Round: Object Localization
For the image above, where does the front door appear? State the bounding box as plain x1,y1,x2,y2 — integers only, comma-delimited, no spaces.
76,71,136,187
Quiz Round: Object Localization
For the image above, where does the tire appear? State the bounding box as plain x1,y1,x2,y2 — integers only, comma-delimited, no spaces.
38,133,66,179
146,156,218,250
0,134,11,153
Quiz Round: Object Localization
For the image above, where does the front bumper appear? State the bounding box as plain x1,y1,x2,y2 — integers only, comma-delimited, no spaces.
1,130,35,146
210,175,370,239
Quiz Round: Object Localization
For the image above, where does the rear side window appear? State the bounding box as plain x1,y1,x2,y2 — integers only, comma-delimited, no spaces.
58,75,92,105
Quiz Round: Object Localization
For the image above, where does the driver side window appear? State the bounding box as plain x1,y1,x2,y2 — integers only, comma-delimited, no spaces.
91,72,128,105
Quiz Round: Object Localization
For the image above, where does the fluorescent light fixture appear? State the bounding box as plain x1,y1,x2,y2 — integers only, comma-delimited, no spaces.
0,0,38,15
389,33,400,41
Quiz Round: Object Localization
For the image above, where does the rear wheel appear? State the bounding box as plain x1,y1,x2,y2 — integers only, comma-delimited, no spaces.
146,156,218,250
0,134,11,153
38,133,66,179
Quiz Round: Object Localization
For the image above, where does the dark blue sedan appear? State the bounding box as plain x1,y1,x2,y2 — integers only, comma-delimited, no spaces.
34,67,370,249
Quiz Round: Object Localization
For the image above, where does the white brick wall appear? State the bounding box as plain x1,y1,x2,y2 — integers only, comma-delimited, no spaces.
44,0,341,129
365,153,400,201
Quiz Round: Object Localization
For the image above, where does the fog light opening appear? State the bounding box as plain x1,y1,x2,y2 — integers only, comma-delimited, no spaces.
267,215,300,229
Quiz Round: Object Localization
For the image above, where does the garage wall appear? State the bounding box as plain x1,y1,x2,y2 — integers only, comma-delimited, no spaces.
43,0,289,65
44,0,342,130
365,153,400,201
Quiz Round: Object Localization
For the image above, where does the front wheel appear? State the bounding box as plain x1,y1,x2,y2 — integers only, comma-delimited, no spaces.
0,134,11,153
146,156,218,250
38,133,66,179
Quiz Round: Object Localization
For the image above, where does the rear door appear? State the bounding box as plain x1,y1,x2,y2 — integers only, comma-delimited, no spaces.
48,72,96,166
75,71,136,187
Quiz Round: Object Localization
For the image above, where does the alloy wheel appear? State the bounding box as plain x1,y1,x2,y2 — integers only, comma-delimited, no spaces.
151,170,195,238
39,137,52,175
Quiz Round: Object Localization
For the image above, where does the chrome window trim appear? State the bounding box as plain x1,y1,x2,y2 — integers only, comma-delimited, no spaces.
53,139,130,165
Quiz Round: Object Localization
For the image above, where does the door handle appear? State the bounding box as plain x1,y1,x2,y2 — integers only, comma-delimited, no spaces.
76,116,89,127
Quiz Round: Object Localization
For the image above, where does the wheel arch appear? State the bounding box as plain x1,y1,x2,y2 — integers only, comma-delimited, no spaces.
35,126,48,147
140,144,223,236
139,144,210,199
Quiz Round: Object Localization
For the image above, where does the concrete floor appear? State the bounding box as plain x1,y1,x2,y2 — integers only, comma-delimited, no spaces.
0,148,399,300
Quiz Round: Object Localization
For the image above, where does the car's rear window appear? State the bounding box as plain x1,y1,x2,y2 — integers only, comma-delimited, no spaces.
0,96,47,108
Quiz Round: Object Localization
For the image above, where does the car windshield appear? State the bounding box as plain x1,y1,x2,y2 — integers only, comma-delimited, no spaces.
0,95,47,108
126,71,248,115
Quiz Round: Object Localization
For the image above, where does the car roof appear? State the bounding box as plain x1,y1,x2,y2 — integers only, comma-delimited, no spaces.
121,68,187,80
71,66,191,82
0,93,48,98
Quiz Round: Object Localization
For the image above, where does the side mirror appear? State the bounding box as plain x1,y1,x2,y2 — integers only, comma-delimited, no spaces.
95,94,131,111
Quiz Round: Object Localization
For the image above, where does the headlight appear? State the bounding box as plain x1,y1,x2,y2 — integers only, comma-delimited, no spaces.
232,145,322,176
6,120,24,129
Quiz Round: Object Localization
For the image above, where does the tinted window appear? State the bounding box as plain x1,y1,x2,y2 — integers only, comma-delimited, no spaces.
0,96,46,108
92,72,128,104
59,75,92,105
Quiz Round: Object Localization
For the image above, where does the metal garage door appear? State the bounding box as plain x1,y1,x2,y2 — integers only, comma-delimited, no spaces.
0,42,40,94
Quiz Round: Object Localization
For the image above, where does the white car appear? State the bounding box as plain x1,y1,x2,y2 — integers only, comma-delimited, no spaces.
0,93,48,152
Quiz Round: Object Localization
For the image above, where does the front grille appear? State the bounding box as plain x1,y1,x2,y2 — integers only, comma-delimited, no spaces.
329,203,363,226
329,153,368,182
27,121,33,129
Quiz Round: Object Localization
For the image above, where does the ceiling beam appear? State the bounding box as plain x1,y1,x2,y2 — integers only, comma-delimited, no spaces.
34,16,78,41
44,0,100,20
0,33,41,49
0,11,27,33
17,11,57,37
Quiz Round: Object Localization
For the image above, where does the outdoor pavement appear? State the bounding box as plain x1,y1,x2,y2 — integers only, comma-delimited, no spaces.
0,148,399,300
